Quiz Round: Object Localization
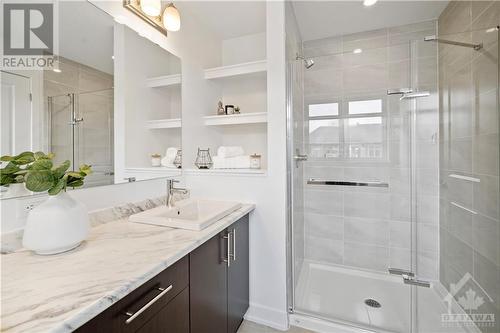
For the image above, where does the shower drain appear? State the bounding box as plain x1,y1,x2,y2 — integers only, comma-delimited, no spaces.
364,298,381,308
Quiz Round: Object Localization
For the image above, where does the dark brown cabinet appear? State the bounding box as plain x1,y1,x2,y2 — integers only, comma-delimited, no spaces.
75,214,249,333
76,256,189,333
227,215,249,333
190,215,250,333
134,288,189,333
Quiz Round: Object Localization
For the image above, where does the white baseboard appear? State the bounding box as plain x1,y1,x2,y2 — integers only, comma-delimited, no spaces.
244,302,289,331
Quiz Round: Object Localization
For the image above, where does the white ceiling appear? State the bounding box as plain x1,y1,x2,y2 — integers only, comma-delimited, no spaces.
292,1,449,41
176,1,266,40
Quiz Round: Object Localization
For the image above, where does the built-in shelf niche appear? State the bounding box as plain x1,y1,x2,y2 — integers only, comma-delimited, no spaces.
146,74,181,88
204,60,266,80
146,118,181,129
204,112,267,126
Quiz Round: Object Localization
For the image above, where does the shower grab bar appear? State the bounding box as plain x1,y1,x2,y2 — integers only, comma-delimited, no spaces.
307,179,389,188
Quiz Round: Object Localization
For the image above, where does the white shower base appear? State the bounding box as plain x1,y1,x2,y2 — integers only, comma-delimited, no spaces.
293,261,474,333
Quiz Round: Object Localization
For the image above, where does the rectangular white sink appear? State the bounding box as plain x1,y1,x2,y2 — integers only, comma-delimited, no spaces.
129,198,242,230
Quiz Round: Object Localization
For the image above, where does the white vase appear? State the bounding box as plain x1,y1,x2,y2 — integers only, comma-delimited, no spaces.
22,191,89,255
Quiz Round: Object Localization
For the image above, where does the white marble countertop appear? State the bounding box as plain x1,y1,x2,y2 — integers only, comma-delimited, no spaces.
1,204,254,333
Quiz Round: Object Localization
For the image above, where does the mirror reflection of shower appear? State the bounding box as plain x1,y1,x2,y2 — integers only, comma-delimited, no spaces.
44,56,114,187
296,53,314,69
47,88,114,187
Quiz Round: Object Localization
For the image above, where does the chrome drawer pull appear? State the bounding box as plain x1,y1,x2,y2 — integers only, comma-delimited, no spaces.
231,228,236,262
125,285,173,324
223,232,231,267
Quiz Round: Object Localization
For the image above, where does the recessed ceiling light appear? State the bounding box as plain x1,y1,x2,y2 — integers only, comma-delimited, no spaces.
111,55,115,60
353,48,363,54
363,0,378,7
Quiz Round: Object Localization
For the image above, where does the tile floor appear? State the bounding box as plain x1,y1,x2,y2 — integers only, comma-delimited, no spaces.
237,320,315,333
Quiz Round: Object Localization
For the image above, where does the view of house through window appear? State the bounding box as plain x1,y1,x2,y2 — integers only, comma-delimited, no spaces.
308,98,385,159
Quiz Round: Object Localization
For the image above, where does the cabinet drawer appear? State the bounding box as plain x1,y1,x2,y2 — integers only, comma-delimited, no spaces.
75,256,189,333
135,287,189,333
115,256,189,332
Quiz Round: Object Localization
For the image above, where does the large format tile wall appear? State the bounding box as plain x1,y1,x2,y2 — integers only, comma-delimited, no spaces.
285,2,305,287
301,21,440,279
438,2,499,331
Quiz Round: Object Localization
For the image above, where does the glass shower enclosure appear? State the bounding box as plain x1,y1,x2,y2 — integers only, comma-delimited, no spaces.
287,21,498,333
48,89,114,187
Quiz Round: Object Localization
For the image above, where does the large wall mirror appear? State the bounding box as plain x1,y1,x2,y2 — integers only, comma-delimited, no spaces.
0,1,182,200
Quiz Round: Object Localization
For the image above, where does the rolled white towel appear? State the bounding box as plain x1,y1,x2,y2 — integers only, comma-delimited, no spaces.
217,146,244,158
165,147,178,159
160,157,175,168
213,155,251,169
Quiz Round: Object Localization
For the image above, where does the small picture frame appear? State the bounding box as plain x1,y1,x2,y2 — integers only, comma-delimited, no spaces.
225,105,235,115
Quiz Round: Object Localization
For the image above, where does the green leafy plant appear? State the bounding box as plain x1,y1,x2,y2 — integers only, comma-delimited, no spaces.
0,151,50,186
0,151,92,195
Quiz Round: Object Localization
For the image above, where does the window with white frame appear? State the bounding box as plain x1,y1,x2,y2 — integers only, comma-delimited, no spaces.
307,98,386,160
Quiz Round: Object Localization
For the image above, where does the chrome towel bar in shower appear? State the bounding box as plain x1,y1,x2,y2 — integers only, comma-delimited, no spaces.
307,179,389,188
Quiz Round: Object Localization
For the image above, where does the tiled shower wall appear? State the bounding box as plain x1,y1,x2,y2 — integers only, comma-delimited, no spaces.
438,1,499,331
301,20,440,279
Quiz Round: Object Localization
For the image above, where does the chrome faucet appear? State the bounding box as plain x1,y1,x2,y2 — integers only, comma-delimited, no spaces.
166,179,188,208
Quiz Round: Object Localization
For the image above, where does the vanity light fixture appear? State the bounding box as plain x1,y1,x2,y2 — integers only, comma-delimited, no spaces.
162,3,181,32
363,0,378,6
140,0,161,17
123,0,181,36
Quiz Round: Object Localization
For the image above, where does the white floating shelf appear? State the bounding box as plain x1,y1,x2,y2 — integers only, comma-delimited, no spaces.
204,112,267,126
204,60,267,80
184,168,266,176
146,74,181,88
146,118,181,129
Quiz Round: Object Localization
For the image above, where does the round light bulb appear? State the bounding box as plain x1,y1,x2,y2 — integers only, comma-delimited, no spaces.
162,3,180,31
363,0,378,6
140,0,161,17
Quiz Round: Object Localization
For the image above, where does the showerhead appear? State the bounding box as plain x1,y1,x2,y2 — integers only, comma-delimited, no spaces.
303,58,315,69
296,54,314,69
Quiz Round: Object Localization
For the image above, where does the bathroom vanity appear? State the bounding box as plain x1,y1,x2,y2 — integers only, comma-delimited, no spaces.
0,204,254,333
76,215,249,333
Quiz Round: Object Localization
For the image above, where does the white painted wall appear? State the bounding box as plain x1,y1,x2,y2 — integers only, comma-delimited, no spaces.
222,32,266,65
185,2,289,330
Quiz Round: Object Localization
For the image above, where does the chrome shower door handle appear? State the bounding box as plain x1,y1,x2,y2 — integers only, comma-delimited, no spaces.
293,149,308,167
389,267,430,288
388,267,415,277
293,154,308,161
403,276,431,288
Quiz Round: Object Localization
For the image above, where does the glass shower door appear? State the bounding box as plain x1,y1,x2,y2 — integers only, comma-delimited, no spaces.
289,40,416,332
49,94,75,168
415,27,499,333
76,89,114,186
48,89,114,187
